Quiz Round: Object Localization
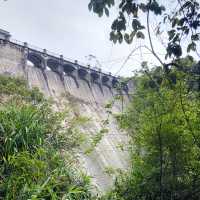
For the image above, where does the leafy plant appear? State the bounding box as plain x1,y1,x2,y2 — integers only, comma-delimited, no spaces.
101,57,200,200
0,75,94,200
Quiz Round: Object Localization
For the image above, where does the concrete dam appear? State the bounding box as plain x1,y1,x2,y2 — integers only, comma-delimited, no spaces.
0,29,132,193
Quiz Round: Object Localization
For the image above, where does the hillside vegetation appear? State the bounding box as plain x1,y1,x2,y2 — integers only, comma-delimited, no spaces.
101,57,200,200
0,75,94,200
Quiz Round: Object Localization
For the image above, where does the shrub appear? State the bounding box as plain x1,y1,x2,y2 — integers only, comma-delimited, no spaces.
0,75,94,200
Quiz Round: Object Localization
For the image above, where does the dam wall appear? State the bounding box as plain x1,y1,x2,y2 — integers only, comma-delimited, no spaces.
0,38,131,193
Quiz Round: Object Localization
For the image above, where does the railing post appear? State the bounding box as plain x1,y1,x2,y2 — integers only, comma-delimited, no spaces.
22,42,29,67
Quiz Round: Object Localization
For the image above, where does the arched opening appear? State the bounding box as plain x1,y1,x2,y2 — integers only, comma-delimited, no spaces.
63,63,76,75
63,63,79,88
27,53,44,69
112,78,119,88
78,68,88,79
121,82,129,93
91,71,100,82
47,59,60,73
102,75,110,84
102,75,111,89
91,71,103,93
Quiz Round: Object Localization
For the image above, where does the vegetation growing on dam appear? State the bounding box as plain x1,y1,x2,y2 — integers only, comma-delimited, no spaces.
101,56,200,200
0,75,94,200
1,56,200,200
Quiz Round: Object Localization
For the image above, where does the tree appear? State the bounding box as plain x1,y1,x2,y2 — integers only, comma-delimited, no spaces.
88,2,200,198
88,0,200,72
100,57,200,200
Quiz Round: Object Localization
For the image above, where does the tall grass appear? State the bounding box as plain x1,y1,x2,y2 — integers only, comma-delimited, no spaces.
0,75,94,200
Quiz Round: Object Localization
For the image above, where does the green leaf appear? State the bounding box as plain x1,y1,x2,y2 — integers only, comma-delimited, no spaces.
105,7,109,17
124,33,129,43
172,18,179,28
110,31,118,44
132,19,141,31
118,32,123,43
187,42,196,52
98,11,103,17
172,33,180,43
136,31,145,39
168,29,176,40
167,43,182,57
88,2,92,11
191,34,199,41
130,31,136,38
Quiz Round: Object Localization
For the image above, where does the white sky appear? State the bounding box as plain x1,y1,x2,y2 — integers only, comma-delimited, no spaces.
0,0,193,77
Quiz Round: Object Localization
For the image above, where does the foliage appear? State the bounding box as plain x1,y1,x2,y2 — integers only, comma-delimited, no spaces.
1,149,92,200
101,57,200,200
84,127,109,155
0,103,49,158
0,75,94,200
88,2,200,197
103,166,121,177
89,0,200,62
0,75,43,103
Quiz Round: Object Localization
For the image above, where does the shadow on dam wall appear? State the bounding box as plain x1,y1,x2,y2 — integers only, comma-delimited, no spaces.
0,39,132,193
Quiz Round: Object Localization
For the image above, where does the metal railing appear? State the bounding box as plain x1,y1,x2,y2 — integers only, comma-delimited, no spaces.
8,38,117,78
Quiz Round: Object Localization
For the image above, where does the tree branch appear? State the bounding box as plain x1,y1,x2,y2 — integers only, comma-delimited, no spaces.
147,0,164,66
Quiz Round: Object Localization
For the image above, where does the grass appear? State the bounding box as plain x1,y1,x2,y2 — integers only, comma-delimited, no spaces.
0,75,94,200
